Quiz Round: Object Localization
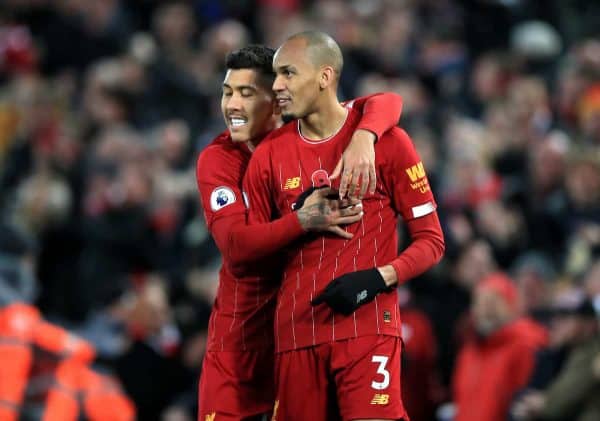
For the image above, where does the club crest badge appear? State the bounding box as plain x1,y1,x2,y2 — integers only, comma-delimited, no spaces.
210,186,236,211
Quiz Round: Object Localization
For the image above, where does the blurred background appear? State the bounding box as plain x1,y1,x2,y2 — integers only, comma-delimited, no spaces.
0,1,598,420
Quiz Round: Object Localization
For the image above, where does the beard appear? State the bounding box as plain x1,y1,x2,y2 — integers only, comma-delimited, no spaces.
281,113,295,124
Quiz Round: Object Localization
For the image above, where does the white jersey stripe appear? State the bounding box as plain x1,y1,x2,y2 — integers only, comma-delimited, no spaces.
311,276,316,346
374,203,381,334
230,279,238,332
374,297,380,334
292,292,297,349
378,197,384,232
332,313,335,342
314,237,325,346
353,254,358,337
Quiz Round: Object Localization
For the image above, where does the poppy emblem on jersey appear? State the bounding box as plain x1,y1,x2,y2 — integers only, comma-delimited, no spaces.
311,169,331,187
210,186,236,211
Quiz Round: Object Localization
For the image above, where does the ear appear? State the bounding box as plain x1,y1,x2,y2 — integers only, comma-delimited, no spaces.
319,66,336,90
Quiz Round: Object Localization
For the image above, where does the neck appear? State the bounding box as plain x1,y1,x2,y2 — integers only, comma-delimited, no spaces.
245,141,256,152
245,115,281,153
299,94,347,141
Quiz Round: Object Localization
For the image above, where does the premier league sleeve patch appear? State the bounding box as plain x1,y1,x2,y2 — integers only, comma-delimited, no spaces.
210,186,236,211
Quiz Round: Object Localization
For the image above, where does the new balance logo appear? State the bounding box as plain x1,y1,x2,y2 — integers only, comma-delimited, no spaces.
283,177,300,190
356,290,368,304
370,394,390,405
405,162,426,182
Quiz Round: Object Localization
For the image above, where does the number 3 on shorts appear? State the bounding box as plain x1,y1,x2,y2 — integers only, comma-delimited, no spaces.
371,355,390,390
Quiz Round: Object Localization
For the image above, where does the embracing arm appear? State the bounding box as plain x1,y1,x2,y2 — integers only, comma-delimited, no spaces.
334,92,403,198
210,212,305,270
351,92,403,140
196,145,305,271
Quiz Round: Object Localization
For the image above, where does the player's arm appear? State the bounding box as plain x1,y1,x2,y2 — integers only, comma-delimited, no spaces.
378,128,444,287
312,129,444,315
332,92,403,198
196,148,305,268
197,146,362,273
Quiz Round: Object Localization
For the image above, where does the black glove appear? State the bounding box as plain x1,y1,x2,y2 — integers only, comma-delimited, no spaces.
291,186,339,211
311,268,391,315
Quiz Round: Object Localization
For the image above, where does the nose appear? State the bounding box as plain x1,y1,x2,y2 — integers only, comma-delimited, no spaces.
273,75,285,93
226,92,243,111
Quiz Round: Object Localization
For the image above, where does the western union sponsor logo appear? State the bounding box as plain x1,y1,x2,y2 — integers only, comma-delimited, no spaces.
405,162,426,182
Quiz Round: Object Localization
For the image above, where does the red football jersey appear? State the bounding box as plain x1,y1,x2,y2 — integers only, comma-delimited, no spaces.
197,131,282,351
243,106,437,352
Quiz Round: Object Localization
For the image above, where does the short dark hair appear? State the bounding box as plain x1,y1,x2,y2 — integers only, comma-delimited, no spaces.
225,44,275,86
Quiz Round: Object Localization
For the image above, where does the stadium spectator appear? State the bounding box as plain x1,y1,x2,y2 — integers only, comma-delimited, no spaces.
452,272,548,421
511,289,600,421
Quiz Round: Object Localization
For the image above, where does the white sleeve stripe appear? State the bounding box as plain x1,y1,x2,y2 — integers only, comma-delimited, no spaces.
411,201,436,218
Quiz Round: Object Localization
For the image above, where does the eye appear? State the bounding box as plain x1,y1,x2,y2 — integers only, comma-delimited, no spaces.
241,90,254,98
223,91,232,97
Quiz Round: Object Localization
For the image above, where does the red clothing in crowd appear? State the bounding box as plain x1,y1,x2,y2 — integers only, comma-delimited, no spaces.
0,303,134,421
400,306,443,421
452,317,548,421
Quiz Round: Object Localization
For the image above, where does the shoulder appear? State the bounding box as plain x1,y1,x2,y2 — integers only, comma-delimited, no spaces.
376,127,418,162
198,130,232,160
378,126,412,148
197,131,237,181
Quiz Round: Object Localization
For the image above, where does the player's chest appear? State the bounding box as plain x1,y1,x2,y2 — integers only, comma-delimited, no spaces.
271,144,345,212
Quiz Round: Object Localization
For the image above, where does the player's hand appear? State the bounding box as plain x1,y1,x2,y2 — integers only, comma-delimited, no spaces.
330,129,376,199
311,268,391,315
294,187,363,239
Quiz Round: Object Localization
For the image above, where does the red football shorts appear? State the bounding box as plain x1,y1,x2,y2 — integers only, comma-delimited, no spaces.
198,349,275,421
272,335,409,421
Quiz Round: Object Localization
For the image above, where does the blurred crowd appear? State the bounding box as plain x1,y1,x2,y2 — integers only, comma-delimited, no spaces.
0,0,598,420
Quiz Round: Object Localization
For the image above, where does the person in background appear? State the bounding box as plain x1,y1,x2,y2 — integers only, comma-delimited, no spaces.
511,286,600,421
452,272,547,421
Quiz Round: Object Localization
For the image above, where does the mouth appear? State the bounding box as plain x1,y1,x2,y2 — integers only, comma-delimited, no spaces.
228,116,248,129
276,97,291,108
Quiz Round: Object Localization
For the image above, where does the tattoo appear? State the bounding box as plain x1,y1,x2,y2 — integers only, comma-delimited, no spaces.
297,202,331,231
